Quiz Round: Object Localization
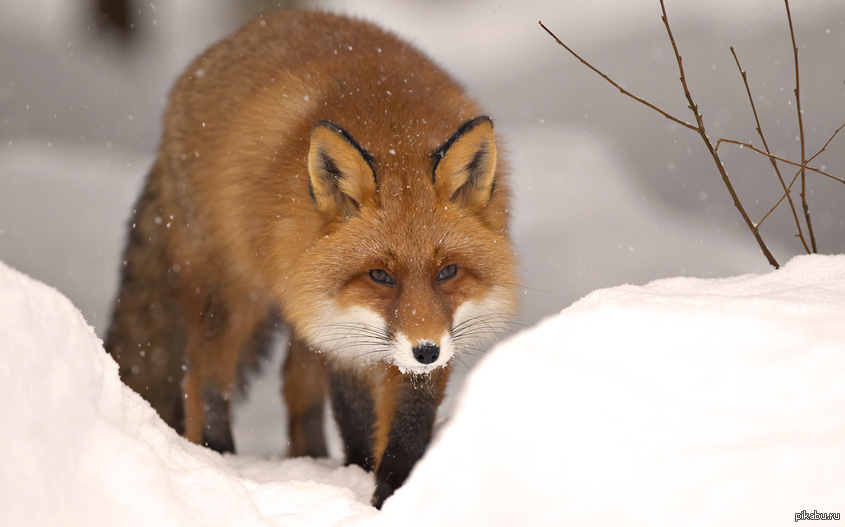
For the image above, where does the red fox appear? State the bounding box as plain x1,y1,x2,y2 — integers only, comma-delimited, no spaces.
105,10,518,508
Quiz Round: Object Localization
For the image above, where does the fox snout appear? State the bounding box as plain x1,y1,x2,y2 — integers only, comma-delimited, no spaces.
390,331,453,374
412,341,440,365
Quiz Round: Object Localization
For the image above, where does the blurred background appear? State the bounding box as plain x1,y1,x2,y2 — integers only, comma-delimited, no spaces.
1,0,843,453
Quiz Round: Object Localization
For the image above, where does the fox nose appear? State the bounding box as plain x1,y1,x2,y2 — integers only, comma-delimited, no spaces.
412,342,440,365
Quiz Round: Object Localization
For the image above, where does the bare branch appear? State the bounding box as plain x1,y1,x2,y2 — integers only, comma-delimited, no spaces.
757,118,840,228
757,171,800,230
541,1,843,268
715,138,845,184
785,0,817,252
722,122,844,231
540,4,782,268
659,0,780,268
806,122,845,167
716,122,845,233
538,21,697,132
729,46,809,252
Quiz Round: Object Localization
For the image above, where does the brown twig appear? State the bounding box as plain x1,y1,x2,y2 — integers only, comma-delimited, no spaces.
729,46,809,252
806,122,845,167
732,124,845,233
785,0,817,252
539,14,779,268
757,169,802,231
714,138,844,184
657,0,780,268
538,21,697,132
541,2,844,269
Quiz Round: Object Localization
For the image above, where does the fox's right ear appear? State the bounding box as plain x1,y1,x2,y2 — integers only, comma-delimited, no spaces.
308,121,377,220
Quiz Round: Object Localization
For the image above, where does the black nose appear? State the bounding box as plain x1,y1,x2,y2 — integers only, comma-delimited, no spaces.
412,342,440,365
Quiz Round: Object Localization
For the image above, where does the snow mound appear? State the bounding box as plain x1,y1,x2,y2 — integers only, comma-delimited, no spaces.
1,255,843,526
372,254,845,526
0,260,375,527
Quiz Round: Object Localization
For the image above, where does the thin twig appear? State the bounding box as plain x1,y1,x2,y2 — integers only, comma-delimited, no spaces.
538,21,697,132
805,122,845,167
729,46,809,252
756,123,845,228
539,4,781,268
757,170,800,230
714,138,844,184
786,0,817,252
658,0,780,268
541,2,842,268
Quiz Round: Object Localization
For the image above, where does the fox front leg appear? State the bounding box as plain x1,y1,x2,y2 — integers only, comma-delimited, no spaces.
327,367,377,471
371,367,450,509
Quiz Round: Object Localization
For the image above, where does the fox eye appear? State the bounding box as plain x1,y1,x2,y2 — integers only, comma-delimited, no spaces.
436,264,458,283
369,269,396,286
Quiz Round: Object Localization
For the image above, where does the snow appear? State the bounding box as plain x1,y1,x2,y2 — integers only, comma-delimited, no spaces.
0,259,377,527
2,0,844,524
372,254,845,526
2,254,844,526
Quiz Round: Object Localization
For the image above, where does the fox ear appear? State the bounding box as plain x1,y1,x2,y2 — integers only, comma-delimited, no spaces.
432,116,498,211
308,121,376,219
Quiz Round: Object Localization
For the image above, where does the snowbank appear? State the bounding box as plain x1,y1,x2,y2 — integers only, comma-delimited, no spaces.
0,260,375,527
373,254,845,526
2,255,844,526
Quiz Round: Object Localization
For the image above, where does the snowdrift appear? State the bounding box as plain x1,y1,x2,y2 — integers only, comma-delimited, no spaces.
2,255,843,526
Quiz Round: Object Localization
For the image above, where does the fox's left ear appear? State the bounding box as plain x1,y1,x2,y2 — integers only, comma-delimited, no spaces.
432,116,498,211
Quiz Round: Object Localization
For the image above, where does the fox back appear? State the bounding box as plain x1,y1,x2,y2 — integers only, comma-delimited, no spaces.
106,10,518,508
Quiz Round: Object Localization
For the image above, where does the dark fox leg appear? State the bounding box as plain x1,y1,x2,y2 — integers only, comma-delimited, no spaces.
371,366,451,509
180,284,274,453
327,365,377,472
108,161,276,452
105,162,186,433
198,387,235,452
282,336,328,458
183,309,276,453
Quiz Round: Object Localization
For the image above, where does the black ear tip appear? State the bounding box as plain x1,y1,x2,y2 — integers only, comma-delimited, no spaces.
313,120,343,134
431,116,495,165
310,121,376,169
460,115,494,135
476,115,493,126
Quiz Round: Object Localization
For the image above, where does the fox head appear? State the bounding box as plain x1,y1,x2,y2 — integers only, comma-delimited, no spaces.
286,116,518,374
